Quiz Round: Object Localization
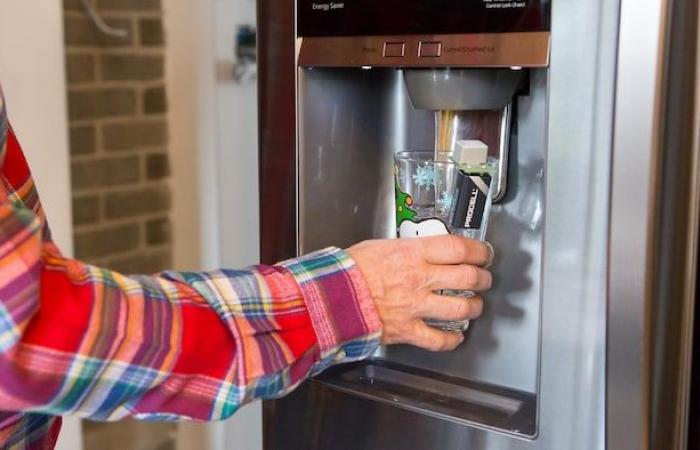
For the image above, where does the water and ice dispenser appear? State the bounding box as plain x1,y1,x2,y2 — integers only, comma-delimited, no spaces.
292,7,552,437
299,60,547,435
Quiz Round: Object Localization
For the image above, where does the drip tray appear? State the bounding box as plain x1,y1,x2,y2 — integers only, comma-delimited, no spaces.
314,360,537,437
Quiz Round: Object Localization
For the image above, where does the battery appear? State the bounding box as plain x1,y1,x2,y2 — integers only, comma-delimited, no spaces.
450,169,493,231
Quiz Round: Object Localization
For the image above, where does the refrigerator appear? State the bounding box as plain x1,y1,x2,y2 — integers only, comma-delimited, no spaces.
256,0,700,448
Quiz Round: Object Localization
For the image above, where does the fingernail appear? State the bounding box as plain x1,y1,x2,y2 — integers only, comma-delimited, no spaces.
483,241,495,268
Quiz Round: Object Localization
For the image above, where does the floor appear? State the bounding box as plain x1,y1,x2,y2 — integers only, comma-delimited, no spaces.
83,420,177,450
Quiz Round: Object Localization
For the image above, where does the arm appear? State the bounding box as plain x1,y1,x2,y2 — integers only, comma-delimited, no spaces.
1,208,381,422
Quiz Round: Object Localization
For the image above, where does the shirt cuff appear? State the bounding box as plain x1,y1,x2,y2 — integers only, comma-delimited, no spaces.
279,247,382,371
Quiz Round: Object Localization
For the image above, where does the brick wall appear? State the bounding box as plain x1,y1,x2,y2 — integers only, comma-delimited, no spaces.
63,0,172,274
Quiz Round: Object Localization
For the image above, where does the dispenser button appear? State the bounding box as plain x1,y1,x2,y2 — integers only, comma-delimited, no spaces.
383,42,406,58
419,41,442,58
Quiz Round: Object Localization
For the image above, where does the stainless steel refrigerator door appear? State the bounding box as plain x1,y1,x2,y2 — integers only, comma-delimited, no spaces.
260,0,620,449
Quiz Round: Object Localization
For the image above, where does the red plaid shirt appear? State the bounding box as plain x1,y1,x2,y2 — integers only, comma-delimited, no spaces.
0,91,382,449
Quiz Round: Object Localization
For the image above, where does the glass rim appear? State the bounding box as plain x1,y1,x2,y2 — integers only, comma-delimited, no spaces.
394,151,456,165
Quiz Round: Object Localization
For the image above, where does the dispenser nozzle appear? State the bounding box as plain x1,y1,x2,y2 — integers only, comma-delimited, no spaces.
403,69,524,111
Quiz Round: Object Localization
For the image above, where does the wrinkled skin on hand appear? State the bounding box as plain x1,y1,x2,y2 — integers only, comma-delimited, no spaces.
348,235,493,352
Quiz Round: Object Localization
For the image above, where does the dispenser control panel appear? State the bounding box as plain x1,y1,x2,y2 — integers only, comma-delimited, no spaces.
298,0,550,37
297,0,551,68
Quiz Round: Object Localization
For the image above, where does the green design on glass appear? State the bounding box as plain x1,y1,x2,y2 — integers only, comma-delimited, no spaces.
395,175,417,226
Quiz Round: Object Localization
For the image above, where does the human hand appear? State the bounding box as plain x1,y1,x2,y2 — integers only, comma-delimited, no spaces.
348,235,493,352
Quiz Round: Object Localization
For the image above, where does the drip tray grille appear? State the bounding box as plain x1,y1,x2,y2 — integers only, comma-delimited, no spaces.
314,359,537,437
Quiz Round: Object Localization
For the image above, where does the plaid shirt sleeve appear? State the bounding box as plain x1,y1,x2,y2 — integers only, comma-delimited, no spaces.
0,90,382,442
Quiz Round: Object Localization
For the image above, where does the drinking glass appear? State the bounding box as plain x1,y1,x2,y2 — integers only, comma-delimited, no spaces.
394,151,471,332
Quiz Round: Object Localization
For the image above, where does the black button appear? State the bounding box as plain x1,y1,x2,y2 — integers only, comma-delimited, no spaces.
419,41,442,57
383,42,406,57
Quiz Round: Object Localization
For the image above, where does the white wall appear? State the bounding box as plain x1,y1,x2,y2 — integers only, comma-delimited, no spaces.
165,0,218,272
0,1,74,253
165,0,262,449
213,0,260,271
0,2,80,449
